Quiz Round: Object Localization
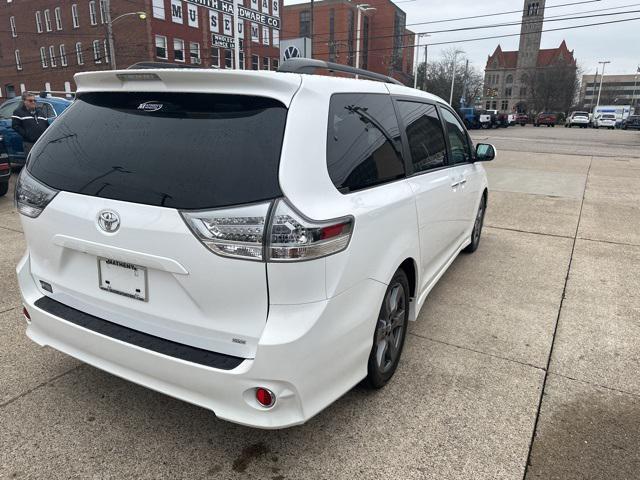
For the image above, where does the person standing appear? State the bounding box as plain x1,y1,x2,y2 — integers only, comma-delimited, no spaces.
11,92,49,159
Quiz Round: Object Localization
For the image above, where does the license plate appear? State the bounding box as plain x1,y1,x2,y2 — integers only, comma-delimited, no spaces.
98,258,148,301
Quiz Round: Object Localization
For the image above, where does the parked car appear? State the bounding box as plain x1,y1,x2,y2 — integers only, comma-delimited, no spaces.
593,113,617,129
516,113,529,126
0,137,9,196
534,112,557,127
0,93,73,168
16,63,495,429
565,111,589,128
507,113,517,126
478,110,495,129
622,115,640,130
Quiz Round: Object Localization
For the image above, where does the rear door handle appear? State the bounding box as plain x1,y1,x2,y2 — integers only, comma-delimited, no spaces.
450,181,460,189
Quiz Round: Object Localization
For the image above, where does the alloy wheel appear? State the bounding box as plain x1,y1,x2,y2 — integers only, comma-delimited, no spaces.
374,282,406,374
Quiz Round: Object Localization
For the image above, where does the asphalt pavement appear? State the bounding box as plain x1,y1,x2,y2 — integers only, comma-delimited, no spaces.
1,126,639,479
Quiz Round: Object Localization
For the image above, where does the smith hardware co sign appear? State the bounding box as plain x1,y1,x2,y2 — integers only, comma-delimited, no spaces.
186,0,280,28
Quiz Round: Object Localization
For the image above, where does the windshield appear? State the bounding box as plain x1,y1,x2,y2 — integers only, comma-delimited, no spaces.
27,92,288,210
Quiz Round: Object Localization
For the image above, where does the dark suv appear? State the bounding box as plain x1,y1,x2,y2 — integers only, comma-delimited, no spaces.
622,115,640,130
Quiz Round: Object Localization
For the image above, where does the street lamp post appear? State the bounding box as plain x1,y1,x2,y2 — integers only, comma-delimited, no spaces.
595,60,611,115
632,66,639,111
104,0,146,70
355,4,376,71
449,49,463,105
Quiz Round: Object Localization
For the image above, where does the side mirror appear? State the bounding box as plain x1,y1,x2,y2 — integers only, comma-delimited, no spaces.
475,143,496,162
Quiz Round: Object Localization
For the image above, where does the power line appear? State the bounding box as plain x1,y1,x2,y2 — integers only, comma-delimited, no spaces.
309,8,640,48
311,14,640,56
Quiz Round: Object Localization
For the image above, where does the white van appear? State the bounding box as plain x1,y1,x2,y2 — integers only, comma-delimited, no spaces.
16,60,494,428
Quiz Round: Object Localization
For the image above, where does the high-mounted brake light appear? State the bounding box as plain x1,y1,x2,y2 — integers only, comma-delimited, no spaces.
181,199,353,262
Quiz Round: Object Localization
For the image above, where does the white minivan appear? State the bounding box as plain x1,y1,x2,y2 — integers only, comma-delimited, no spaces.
16,61,494,428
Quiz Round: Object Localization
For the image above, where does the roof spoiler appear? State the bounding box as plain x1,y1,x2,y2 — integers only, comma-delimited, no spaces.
127,61,201,70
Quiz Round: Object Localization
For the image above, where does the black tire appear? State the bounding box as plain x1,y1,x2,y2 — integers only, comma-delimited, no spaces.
0,182,8,197
463,194,487,254
365,269,410,389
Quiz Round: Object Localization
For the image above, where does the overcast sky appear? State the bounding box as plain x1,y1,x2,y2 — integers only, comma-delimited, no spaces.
284,0,640,76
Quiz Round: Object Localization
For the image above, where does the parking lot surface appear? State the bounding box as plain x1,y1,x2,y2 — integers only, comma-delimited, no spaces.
1,126,639,479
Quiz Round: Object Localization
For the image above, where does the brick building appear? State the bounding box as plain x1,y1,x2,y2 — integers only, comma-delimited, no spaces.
0,0,282,100
282,0,414,85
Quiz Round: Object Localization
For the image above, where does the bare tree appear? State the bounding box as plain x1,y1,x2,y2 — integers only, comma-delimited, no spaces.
524,62,579,113
415,49,484,110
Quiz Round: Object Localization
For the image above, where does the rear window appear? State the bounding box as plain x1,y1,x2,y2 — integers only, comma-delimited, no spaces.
27,92,287,210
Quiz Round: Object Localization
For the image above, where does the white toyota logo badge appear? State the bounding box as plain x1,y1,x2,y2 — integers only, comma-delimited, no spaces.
97,210,121,233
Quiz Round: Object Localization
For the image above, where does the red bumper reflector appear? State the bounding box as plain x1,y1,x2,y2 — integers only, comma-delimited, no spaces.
256,387,275,408
22,307,31,320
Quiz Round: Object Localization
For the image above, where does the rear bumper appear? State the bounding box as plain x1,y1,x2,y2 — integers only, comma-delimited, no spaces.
17,252,385,429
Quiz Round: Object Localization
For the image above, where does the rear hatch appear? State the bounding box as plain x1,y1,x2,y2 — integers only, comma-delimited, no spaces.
21,75,297,358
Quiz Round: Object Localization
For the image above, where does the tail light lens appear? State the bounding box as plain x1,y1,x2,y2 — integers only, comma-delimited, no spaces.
15,168,59,218
181,199,353,262
0,162,9,173
181,202,270,261
267,199,353,261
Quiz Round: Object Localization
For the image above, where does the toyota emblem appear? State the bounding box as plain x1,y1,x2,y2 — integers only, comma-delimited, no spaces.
97,210,121,233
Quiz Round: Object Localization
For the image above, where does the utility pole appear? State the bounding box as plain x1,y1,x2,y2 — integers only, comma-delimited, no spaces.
355,4,375,71
233,0,240,69
105,0,116,69
632,66,639,112
461,59,469,108
595,60,611,115
449,50,462,105
422,43,428,91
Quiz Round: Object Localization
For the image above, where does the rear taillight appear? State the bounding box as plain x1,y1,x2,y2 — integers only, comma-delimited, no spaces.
181,199,353,262
15,168,59,218
267,200,353,261
0,162,9,173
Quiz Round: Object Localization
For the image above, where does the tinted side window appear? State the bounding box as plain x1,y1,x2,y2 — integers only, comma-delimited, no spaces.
327,93,404,193
441,107,472,164
396,100,447,173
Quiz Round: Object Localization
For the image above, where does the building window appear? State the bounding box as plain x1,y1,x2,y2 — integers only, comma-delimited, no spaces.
212,48,220,67
99,0,107,24
64,82,72,97
506,74,513,84
10,16,17,37
505,87,512,97
239,51,245,69
72,4,79,28
49,45,57,67
272,29,279,47
362,16,369,69
251,54,259,70
40,47,48,68
501,100,509,110
272,58,279,70
89,1,97,25
262,56,269,70
59,44,68,66
103,39,110,63
54,7,62,30
93,40,101,63
486,101,490,110
491,101,497,110
224,49,233,68
173,38,185,62
155,35,167,59
35,11,43,33
153,0,165,19
299,10,310,37
76,42,84,65
189,42,201,64
15,50,22,71
44,9,52,31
